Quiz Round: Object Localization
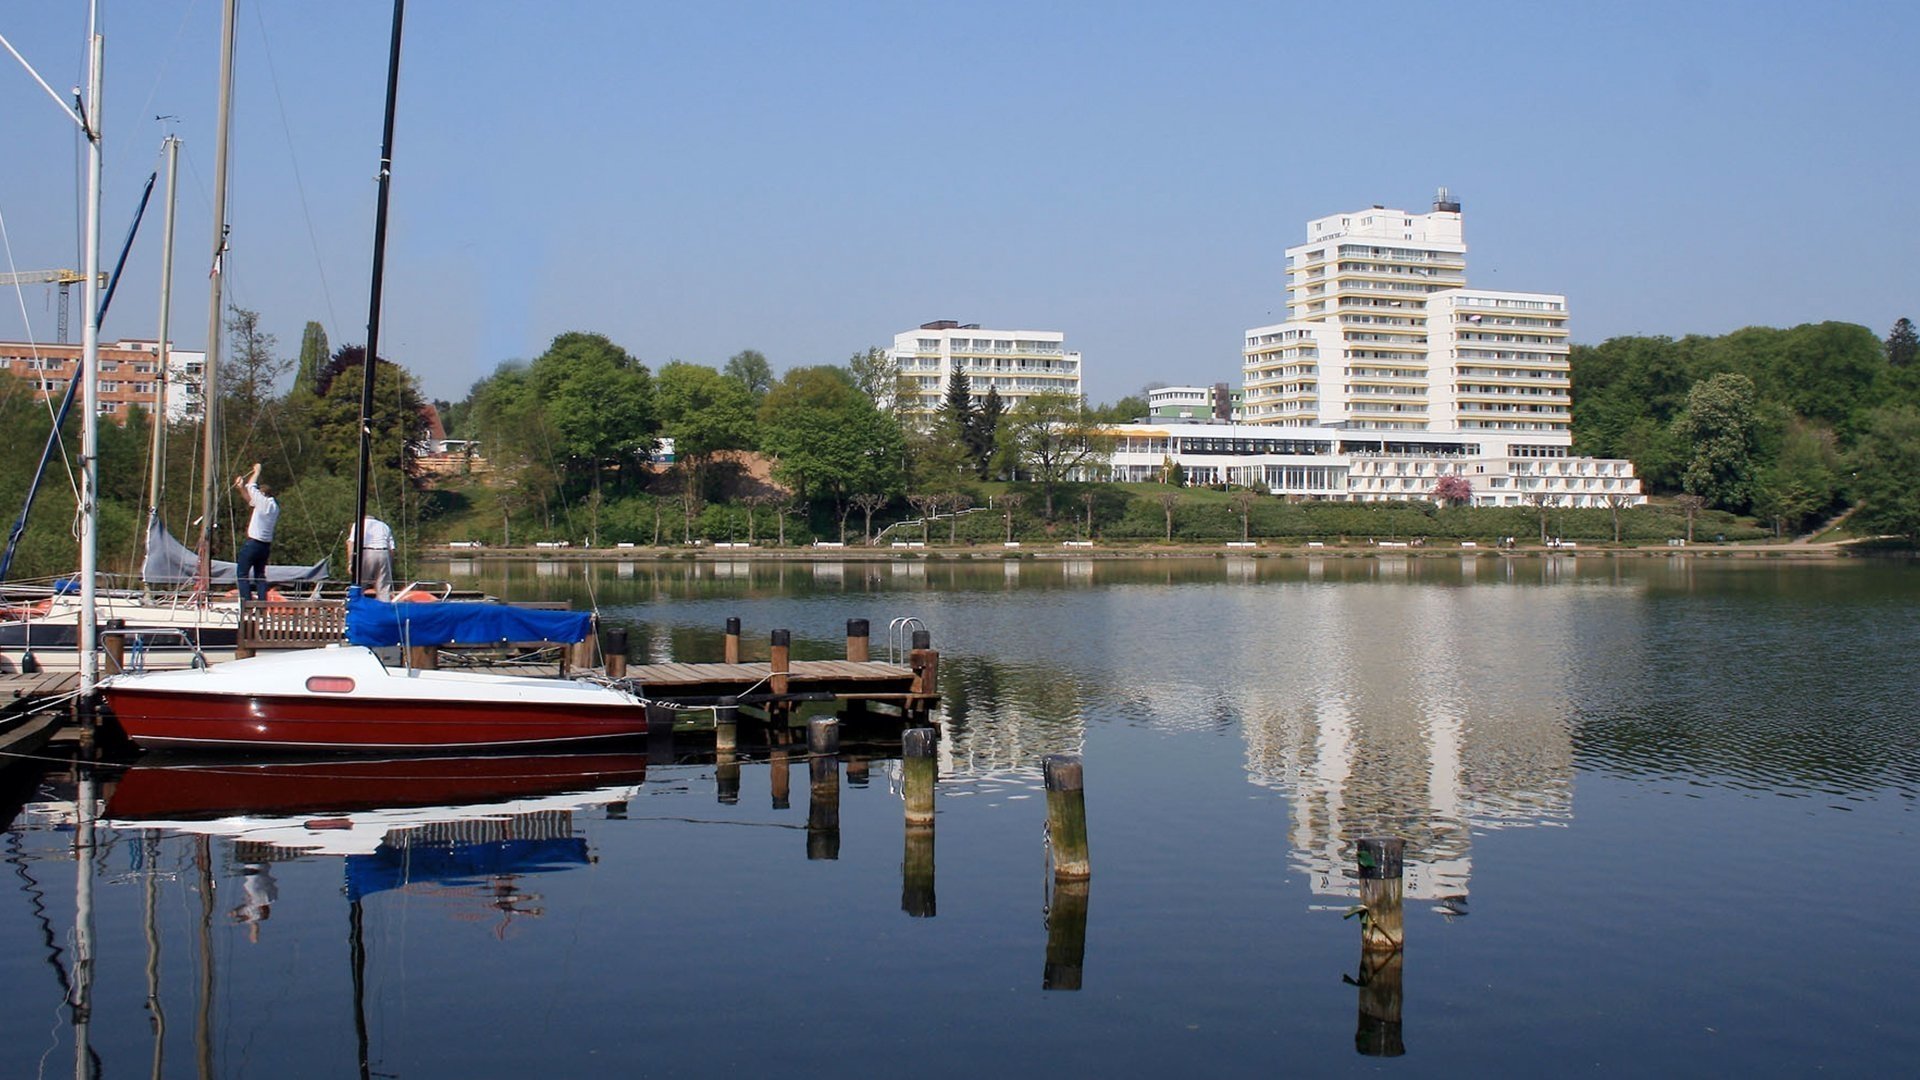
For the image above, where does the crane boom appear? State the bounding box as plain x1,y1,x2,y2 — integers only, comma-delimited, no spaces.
0,269,107,342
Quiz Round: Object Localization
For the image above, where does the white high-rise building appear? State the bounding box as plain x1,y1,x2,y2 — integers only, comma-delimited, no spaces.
1242,191,1572,441
888,320,1081,418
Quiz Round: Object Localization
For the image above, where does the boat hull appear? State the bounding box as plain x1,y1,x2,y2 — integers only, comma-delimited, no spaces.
106,689,648,750
102,646,650,751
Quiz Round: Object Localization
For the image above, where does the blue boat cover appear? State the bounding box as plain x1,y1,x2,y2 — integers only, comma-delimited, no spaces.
345,591,593,647
345,837,589,901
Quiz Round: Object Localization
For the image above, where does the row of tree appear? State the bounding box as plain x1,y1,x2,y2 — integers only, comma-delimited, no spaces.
1570,319,1920,537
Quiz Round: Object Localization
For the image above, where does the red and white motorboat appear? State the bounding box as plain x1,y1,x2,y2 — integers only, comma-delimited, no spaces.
103,643,649,751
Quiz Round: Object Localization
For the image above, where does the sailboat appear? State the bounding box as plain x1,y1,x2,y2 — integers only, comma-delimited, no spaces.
99,0,652,752
0,3,328,676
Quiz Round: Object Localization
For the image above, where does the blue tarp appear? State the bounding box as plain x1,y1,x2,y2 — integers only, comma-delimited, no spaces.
345,591,593,648
345,837,589,901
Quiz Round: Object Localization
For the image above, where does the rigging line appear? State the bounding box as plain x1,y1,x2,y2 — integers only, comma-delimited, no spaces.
249,0,342,340
133,0,204,125
260,403,323,552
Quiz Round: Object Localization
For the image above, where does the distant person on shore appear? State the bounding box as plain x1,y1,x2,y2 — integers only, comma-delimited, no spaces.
234,463,279,603
350,514,395,600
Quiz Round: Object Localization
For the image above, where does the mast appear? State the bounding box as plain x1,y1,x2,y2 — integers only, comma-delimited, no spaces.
148,134,179,534
354,0,405,591
194,0,237,595
77,1,105,694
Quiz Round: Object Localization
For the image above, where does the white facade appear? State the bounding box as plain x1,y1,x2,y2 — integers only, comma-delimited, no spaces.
888,320,1081,418
1101,421,1643,508
1242,192,1572,442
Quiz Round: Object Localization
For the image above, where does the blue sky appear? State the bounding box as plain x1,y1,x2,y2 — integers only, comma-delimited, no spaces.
3,0,1915,407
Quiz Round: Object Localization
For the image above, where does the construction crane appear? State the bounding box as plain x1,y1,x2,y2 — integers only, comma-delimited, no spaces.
0,269,108,343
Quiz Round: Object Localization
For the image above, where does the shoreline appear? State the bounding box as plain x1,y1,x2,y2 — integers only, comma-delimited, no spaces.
420,541,1892,562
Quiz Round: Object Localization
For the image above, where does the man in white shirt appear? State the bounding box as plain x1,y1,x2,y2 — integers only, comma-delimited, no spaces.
350,515,395,600
233,463,279,603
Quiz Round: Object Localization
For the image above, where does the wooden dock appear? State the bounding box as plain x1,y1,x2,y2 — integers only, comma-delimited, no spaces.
0,672,80,759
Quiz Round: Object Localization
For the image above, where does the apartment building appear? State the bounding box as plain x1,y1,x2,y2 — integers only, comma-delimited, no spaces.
888,320,1081,418
1147,384,1241,422
1242,191,1571,440
0,338,205,424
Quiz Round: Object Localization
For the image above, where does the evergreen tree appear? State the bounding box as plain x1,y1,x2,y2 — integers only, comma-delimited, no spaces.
1888,317,1918,369
942,368,975,464
295,321,330,395
972,386,1004,479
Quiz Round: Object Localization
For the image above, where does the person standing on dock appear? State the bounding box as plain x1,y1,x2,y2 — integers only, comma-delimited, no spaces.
350,514,396,601
234,463,280,603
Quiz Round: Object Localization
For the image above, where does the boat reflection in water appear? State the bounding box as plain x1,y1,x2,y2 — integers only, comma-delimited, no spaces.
107,751,645,923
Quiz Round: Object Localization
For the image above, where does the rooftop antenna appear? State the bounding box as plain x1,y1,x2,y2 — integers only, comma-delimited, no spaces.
1433,186,1461,213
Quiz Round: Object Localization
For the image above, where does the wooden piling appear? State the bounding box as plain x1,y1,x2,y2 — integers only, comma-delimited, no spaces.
567,630,596,672
769,630,790,697
723,616,741,665
1043,754,1090,880
908,628,938,721
902,821,935,918
845,618,869,662
604,626,628,680
714,696,739,754
1043,880,1090,991
407,645,438,671
1357,837,1405,954
102,631,126,677
903,727,937,827
807,717,840,757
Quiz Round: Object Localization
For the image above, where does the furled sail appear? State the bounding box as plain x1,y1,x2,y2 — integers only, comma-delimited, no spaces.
141,514,330,585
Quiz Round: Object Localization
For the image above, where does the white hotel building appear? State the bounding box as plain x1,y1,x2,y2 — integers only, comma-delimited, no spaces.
1107,192,1639,507
887,320,1082,418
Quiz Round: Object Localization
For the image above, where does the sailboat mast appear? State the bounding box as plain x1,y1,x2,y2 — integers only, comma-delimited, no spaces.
194,0,237,594
148,134,179,531
77,1,105,695
354,0,406,589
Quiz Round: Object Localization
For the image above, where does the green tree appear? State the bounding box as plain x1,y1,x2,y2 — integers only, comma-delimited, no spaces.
219,306,288,463
972,385,1005,479
849,347,898,402
1674,372,1761,511
294,320,329,396
656,361,757,496
297,345,429,484
1754,421,1840,536
1888,317,1918,369
759,365,906,540
997,391,1113,520
724,349,773,401
1849,406,1920,542
528,332,656,496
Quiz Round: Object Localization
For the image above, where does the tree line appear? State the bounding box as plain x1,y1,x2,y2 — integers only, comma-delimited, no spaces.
1571,318,1920,539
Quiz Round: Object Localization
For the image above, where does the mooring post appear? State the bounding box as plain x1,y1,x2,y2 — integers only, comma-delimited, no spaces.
604,625,628,680
903,726,937,827
1353,949,1405,1057
845,618,869,662
908,628,938,721
568,620,597,671
407,644,438,671
102,629,126,677
769,746,791,810
1043,879,1090,991
646,703,675,761
807,716,840,757
1357,836,1405,955
714,696,739,754
723,616,741,665
1043,754,1090,880
902,817,936,918
769,629,791,696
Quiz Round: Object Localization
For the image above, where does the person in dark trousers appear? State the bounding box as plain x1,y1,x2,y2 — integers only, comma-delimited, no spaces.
234,463,280,603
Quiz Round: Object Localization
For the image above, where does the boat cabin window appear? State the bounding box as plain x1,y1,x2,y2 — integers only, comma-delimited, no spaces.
305,676,356,693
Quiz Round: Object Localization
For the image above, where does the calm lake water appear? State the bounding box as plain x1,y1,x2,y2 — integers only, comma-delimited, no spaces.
3,554,1916,1077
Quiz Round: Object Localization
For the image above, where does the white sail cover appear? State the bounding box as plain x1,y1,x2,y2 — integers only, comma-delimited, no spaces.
141,515,330,585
